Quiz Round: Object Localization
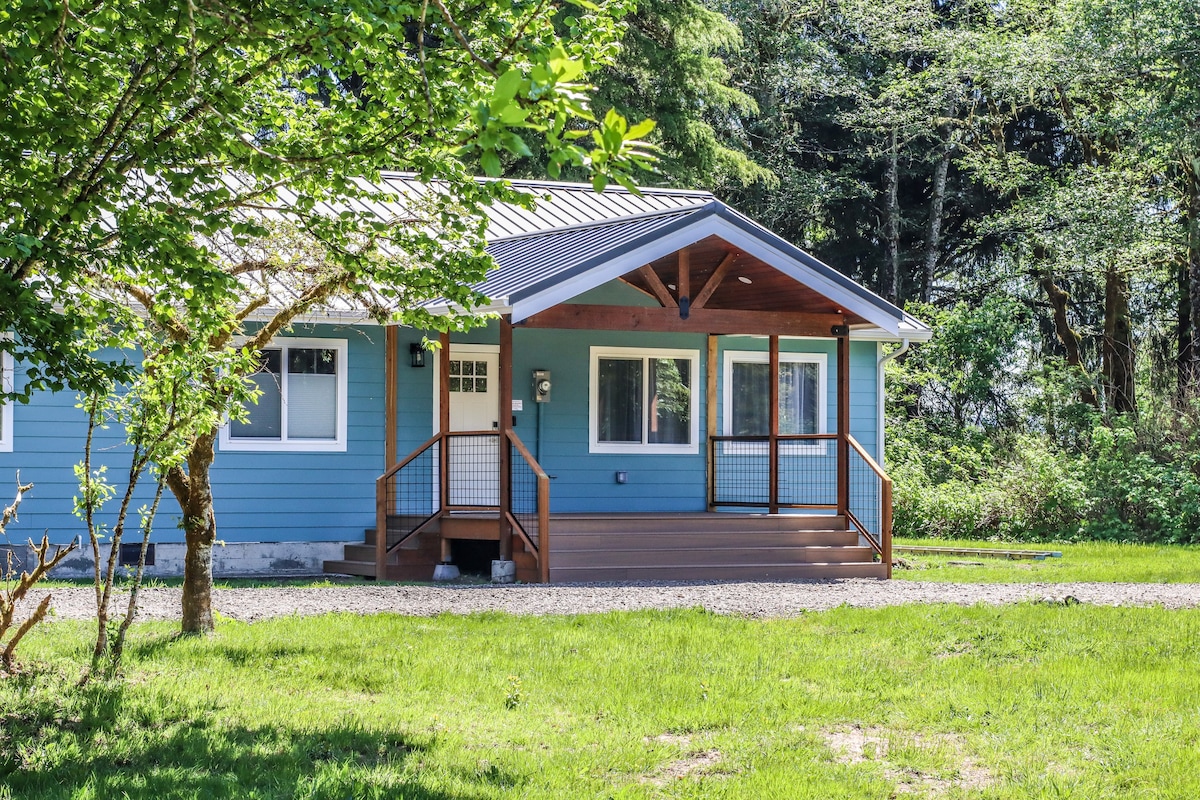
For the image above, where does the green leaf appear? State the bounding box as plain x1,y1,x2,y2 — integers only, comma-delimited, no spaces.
491,69,523,114
481,150,502,176
625,118,656,140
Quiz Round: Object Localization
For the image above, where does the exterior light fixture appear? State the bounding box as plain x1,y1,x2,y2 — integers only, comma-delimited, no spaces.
409,342,426,368
737,276,753,285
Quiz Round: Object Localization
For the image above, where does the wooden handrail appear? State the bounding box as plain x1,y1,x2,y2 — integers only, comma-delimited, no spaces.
379,433,442,483
506,429,549,480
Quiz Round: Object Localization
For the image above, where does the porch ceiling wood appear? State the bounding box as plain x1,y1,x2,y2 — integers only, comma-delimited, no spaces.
620,235,870,326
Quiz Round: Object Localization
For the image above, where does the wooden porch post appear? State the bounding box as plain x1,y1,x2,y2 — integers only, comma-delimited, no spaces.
498,315,514,561
768,334,780,514
438,330,452,564
439,330,451,508
837,329,850,518
706,334,718,511
384,326,398,505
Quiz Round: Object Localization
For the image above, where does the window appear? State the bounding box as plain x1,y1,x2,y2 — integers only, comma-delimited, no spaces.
723,350,827,448
0,346,12,453
590,346,698,454
449,358,489,393
219,338,348,452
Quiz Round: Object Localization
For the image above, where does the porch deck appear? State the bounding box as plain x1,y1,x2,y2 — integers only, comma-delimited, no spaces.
323,511,888,582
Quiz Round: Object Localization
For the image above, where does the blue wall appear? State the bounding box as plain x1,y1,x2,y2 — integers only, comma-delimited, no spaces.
0,323,386,546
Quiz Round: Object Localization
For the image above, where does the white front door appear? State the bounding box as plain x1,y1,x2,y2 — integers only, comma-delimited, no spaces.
442,346,500,506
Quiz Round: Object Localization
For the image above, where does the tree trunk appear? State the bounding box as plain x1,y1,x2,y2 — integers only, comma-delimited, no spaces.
1040,271,1099,408
1186,161,1200,392
1103,265,1136,414
922,132,952,303
168,429,219,634
883,128,900,304
1179,256,1193,398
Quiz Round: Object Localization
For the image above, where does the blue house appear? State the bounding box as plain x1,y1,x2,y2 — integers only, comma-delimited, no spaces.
0,177,929,582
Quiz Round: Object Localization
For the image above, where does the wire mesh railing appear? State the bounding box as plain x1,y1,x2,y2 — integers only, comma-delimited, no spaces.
445,432,500,509
507,429,550,582
709,434,838,508
376,434,442,571
846,435,893,576
709,432,892,576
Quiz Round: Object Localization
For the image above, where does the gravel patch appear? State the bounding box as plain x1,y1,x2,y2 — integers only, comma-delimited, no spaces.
21,580,1200,623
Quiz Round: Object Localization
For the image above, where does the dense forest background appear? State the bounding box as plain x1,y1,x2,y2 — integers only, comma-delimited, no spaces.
522,0,1200,544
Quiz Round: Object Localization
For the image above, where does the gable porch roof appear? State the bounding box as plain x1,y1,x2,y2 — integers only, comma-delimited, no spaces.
424,200,929,341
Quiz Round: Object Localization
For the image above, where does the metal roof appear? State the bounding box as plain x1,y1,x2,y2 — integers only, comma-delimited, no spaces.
359,173,715,239
482,205,707,300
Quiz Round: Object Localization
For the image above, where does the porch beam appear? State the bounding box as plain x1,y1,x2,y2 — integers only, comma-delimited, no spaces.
769,334,780,514
837,331,850,517
498,315,514,562
691,252,736,310
517,305,844,337
637,265,677,308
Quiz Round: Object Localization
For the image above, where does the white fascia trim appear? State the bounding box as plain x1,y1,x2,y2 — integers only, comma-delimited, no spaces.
218,336,349,453
0,343,13,453
589,345,700,455
512,216,903,334
850,325,933,343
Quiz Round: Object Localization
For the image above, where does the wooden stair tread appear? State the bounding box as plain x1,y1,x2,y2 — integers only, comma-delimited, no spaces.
549,562,886,581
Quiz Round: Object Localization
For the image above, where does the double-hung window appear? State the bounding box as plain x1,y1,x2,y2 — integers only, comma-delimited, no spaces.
590,346,698,454
723,350,826,450
220,338,348,452
0,346,12,453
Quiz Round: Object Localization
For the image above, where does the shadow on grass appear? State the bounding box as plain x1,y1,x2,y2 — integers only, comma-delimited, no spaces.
1,681,513,800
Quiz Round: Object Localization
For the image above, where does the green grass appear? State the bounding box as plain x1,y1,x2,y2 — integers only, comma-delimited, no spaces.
4,606,1200,799
892,538,1200,583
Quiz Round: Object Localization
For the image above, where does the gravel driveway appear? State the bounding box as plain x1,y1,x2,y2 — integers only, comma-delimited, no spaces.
25,580,1200,623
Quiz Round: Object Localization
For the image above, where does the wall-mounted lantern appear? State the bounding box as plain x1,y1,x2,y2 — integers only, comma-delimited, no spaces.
409,342,426,368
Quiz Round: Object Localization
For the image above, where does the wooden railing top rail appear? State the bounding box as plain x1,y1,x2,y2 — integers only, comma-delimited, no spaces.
506,428,549,480
378,432,442,484
846,434,890,484
446,429,500,437
710,433,837,441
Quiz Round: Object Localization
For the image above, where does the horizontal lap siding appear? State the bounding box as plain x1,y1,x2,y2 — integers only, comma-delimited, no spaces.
0,324,385,546
212,323,383,543
515,328,709,512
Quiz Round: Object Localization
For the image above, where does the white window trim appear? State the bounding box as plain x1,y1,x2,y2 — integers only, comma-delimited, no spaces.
0,343,12,453
722,349,828,455
589,345,699,455
218,337,349,453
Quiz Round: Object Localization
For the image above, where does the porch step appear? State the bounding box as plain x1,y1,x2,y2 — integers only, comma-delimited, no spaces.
322,559,378,578
549,561,888,582
550,513,847,534
551,529,859,551
552,545,876,569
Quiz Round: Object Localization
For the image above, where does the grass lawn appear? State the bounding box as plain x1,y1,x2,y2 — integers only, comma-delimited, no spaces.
3,605,1199,799
892,538,1200,584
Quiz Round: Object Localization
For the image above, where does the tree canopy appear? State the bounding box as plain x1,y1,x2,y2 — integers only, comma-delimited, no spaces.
0,0,655,632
